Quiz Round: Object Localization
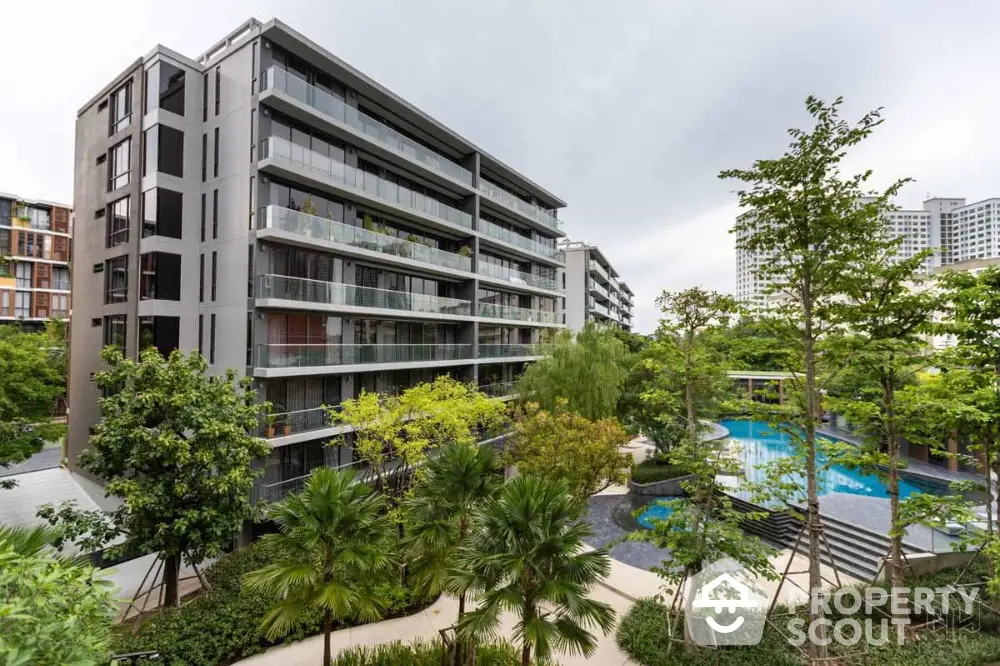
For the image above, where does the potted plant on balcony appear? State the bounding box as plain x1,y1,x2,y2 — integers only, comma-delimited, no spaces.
301,195,316,216
263,406,278,439
457,245,473,258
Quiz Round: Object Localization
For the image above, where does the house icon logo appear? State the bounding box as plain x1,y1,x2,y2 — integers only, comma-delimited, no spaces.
686,558,771,646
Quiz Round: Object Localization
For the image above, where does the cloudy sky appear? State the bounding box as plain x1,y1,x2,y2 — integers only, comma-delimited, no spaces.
3,0,1000,333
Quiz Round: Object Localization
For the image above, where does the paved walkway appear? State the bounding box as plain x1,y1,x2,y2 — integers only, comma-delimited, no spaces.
236,554,651,666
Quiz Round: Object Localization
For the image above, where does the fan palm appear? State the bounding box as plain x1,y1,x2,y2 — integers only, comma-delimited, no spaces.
448,474,617,666
244,468,395,666
0,524,62,556
405,443,501,621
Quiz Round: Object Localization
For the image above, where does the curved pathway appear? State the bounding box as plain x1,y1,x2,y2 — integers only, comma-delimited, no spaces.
236,556,653,666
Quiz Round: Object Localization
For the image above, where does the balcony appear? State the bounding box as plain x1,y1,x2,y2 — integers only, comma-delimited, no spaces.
478,381,516,399
477,260,561,293
478,344,540,359
260,137,473,231
476,302,560,325
477,218,560,260
259,206,472,274
591,300,611,318
258,274,473,318
261,66,473,187
478,181,563,234
589,260,610,284
258,405,342,440
257,343,474,370
589,280,609,301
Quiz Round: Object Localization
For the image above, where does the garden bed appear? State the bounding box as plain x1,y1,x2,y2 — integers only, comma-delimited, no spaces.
112,541,437,666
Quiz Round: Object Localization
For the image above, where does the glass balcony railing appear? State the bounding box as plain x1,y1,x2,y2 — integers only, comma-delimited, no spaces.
589,261,610,283
262,67,473,186
478,344,539,359
257,343,474,369
258,274,473,317
591,300,610,317
478,381,517,398
261,137,473,230
257,405,342,439
590,280,609,300
477,218,560,259
259,206,472,273
477,261,561,292
476,302,560,324
478,180,563,233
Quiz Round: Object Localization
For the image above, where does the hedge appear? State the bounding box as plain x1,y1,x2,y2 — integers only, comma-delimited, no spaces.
630,460,689,485
329,640,524,665
112,541,432,666
617,564,1000,666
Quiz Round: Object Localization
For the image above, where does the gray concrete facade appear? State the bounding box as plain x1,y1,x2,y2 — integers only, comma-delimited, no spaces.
559,240,633,332
70,18,568,497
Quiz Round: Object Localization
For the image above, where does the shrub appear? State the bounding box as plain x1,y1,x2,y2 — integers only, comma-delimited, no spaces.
113,541,431,666
331,640,523,665
630,460,689,485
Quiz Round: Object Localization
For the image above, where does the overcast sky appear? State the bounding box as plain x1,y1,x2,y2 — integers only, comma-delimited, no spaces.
3,1,1000,333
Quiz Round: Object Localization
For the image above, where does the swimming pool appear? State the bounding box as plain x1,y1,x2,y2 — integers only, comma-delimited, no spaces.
719,419,950,501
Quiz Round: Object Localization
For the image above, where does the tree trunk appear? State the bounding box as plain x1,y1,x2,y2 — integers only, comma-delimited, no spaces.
803,320,826,659
163,553,180,608
884,375,904,591
323,611,332,666
685,330,697,445
521,641,531,666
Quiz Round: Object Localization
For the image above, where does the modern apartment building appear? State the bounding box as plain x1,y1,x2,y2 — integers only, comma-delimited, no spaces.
0,193,72,327
69,18,567,499
736,195,996,307
560,240,633,331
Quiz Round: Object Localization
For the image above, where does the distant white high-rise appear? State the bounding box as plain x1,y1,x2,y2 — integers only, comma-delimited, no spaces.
735,196,998,306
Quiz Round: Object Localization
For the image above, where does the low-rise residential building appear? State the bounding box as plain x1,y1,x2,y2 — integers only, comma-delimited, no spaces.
560,240,632,331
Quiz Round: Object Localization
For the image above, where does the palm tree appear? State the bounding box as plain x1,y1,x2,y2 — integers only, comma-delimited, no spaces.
405,443,501,659
0,524,61,556
244,468,396,666
448,474,616,666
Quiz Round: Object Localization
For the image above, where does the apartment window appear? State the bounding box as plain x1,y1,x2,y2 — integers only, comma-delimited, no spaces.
199,253,205,302
147,61,186,116
209,313,217,364
52,266,69,291
213,127,220,177
246,312,252,366
0,229,10,256
108,81,132,135
106,196,130,248
108,138,131,191
202,72,208,121
212,189,219,238
103,315,127,350
248,175,255,229
140,252,182,301
104,255,129,304
157,125,184,177
201,133,207,182
141,188,182,239
211,251,217,301
14,291,30,319
139,316,180,358
198,314,204,355
200,193,207,241
214,67,221,116
247,244,254,297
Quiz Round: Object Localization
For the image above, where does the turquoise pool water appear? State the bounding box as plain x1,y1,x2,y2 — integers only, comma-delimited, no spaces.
719,419,945,500
635,420,949,528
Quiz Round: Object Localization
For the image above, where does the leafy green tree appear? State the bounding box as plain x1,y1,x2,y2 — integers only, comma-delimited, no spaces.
701,316,791,371
404,442,501,663
331,376,508,503
244,468,395,666
721,96,907,657
39,347,270,607
516,323,628,420
0,524,117,665
0,323,67,486
448,475,616,666
510,401,630,500
824,245,940,589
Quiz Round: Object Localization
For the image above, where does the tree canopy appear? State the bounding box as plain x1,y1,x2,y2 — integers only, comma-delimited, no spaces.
515,323,628,421
40,347,270,607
